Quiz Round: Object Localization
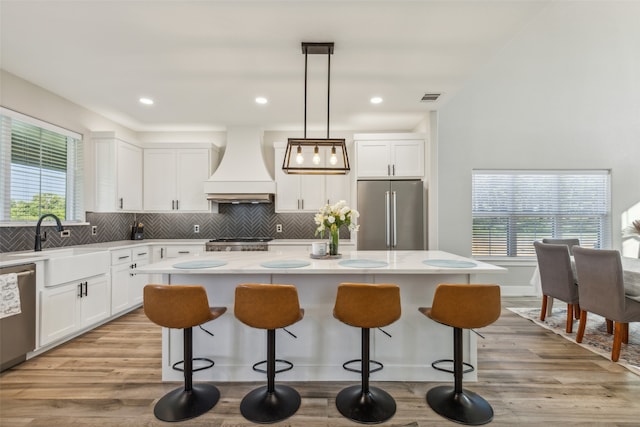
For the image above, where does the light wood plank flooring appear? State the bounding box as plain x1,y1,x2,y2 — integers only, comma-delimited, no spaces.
1,297,640,426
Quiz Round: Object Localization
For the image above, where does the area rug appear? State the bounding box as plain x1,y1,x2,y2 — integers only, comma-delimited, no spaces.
508,307,640,375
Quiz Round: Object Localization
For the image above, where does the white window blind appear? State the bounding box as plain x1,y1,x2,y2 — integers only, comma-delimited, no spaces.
472,170,611,257
0,108,83,223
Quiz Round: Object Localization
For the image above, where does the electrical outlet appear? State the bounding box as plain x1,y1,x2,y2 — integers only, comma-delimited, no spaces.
60,230,71,238
194,224,200,233
276,224,283,233
91,226,97,236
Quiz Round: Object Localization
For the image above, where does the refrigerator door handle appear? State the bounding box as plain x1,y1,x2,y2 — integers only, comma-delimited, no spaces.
385,191,391,248
392,191,398,248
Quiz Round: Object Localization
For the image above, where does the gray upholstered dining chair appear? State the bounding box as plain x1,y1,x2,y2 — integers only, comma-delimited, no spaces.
573,247,640,362
534,241,580,332
542,238,580,255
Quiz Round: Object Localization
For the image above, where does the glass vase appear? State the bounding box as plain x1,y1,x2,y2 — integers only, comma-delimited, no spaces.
329,228,339,256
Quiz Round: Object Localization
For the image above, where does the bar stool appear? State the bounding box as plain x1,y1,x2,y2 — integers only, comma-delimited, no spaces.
333,282,401,424
143,284,227,422
234,283,304,424
419,283,501,426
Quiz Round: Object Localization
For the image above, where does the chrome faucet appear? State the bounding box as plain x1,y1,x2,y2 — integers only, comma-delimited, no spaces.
35,213,64,252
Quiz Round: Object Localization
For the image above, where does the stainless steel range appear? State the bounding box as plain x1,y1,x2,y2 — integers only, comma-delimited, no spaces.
205,237,272,252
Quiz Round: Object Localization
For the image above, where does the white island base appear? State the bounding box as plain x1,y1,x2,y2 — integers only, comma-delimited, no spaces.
136,250,505,384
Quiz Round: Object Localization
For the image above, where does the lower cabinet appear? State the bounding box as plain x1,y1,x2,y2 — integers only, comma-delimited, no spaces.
40,274,110,347
110,246,150,314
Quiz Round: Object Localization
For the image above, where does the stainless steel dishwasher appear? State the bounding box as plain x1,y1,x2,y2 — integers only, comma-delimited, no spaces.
1,263,36,372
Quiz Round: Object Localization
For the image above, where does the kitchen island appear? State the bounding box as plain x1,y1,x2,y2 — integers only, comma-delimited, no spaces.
135,249,506,383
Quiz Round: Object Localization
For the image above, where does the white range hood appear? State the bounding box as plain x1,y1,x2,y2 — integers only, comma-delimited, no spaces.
204,127,276,203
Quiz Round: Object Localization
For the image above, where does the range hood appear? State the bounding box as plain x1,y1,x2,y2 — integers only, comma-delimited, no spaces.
204,127,276,203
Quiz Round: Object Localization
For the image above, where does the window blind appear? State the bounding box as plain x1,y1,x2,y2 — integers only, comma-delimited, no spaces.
472,170,611,257
0,108,83,222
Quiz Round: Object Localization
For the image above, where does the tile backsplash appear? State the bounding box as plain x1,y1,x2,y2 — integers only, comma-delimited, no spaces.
0,204,345,253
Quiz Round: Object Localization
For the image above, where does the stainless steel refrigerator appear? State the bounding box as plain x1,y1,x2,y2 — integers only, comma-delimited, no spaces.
357,180,425,250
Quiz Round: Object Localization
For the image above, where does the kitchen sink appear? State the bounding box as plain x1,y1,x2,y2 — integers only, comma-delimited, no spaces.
9,248,111,287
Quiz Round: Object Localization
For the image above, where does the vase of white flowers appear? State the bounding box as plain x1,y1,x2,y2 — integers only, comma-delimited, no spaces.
314,200,359,256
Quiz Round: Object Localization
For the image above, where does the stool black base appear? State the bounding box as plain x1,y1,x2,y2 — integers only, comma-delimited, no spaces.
426,385,493,426
154,383,220,422
336,384,396,424
240,384,301,424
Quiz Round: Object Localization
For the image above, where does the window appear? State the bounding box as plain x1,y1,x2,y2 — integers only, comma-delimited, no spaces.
0,108,83,223
472,170,611,257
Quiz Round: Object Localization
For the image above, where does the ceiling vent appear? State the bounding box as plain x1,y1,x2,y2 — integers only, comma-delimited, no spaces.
420,93,441,102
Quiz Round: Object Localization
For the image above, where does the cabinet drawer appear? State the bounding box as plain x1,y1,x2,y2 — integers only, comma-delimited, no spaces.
111,248,132,265
132,247,150,261
165,245,202,258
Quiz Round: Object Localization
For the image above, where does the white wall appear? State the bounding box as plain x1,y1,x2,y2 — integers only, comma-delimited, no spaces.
437,2,640,262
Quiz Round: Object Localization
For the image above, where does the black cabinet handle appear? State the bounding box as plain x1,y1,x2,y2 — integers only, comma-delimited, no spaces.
83,281,88,297
78,283,83,298
119,198,123,209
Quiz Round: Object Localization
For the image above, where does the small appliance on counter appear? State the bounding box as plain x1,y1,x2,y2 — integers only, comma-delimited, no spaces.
130,222,144,240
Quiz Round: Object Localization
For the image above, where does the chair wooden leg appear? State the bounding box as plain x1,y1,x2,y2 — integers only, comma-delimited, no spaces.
606,319,613,334
612,322,625,362
540,295,548,321
574,304,581,320
576,310,587,343
622,323,629,344
565,303,573,333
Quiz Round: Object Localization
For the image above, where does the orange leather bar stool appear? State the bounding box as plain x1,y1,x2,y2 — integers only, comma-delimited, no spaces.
419,284,501,426
234,283,304,424
333,282,401,424
143,284,226,422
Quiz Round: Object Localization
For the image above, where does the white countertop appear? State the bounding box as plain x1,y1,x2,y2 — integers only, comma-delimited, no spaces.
135,249,506,275
0,239,353,268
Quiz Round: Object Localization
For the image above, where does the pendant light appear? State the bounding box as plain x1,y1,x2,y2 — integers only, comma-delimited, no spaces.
282,42,350,175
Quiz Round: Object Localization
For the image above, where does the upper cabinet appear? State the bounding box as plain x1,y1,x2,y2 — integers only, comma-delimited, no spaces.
274,144,351,213
93,132,143,212
355,134,425,179
144,147,214,212
274,147,325,212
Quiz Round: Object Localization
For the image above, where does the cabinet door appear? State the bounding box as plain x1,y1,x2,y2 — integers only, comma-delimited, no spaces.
81,275,110,327
356,141,391,177
299,174,325,211
274,148,301,212
130,249,150,306
144,149,177,211
325,174,350,206
117,142,143,210
176,149,210,211
391,140,423,177
40,283,80,346
110,263,131,314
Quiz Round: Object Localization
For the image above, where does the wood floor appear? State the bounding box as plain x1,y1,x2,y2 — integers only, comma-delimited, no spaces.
1,297,640,426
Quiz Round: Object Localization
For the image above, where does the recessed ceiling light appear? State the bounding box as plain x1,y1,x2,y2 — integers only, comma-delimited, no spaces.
370,96,383,104
139,97,154,105
255,96,268,105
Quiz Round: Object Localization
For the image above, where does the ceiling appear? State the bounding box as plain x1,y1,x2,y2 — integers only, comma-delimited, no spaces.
0,0,551,133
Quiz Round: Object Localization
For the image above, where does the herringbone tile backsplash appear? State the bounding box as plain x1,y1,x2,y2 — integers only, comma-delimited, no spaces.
0,204,346,252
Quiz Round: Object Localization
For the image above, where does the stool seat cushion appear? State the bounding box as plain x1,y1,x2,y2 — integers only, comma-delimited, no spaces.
420,284,500,329
334,282,401,328
234,283,303,330
144,284,226,329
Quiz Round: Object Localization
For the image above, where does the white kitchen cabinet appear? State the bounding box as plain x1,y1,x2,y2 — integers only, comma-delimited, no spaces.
355,137,424,179
93,132,143,211
130,247,150,305
40,274,110,346
144,148,212,212
110,246,151,314
163,244,204,258
274,147,326,212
